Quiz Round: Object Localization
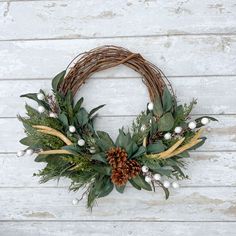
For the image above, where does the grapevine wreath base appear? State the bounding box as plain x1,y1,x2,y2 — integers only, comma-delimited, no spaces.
17,46,217,208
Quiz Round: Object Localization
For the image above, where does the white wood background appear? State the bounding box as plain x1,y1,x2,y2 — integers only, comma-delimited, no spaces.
0,0,236,235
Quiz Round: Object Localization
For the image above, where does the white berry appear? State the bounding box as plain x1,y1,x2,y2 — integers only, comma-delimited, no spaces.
38,106,45,113
140,125,146,132
77,139,85,146
153,173,161,181
174,126,182,134
49,112,57,118
72,199,79,205
172,182,180,189
164,132,172,140
188,121,196,130
37,93,45,100
147,102,154,111
26,149,34,156
142,166,149,173
201,117,209,125
145,176,152,183
163,180,170,188
69,125,76,133
89,147,96,154
17,150,25,157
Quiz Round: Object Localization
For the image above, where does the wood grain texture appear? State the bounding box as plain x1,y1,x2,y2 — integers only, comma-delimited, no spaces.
1,222,236,236
0,187,236,221
0,35,235,79
0,0,236,40
1,152,235,187
0,115,232,153
0,76,235,117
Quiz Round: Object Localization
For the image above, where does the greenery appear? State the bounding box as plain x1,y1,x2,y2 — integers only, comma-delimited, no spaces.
18,71,217,208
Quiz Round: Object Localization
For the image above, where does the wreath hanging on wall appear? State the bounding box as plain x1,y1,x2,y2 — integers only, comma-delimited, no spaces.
17,46,217,208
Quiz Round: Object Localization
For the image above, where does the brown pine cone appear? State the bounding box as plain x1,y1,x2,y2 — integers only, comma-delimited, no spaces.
107,147,128,168
111,168,129,186
126,160,141,179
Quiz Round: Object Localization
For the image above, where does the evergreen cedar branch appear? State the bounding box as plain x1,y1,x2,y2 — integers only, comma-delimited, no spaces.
18,71,217,208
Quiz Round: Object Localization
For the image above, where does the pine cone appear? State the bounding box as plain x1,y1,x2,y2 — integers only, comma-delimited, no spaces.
126,160,141,179
107,147,127,168
111,168,129,186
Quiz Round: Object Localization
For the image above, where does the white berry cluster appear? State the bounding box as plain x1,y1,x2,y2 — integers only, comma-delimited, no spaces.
163,117,210,141
147,101,210,141
141,165,179,189
37,93,46,113
36,93,58,118
17,149,34,157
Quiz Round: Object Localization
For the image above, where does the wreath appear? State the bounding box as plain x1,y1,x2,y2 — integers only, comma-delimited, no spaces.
17,46,217,208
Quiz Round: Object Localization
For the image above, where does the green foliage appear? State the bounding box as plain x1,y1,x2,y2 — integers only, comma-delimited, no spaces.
20,93,50,110
18,117,64,150
115,185,126,193
147,141,166,154
52,70,66,92
157,112,174,131
89,104,105,118
153,96,163,117
18,82,216,209
77,108,89,126
87,175,114,208
74,97,84,113
131,146,146,159
131,175,152,191
183,99,197,117
162,86,173,112
96,131,114,151
139,155,188,180
131,112,152,145
91,153,107,164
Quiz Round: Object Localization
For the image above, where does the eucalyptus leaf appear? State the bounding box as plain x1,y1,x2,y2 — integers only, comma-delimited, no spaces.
92,165,111,176
97,131,114,147
188,137,206,150
52,70,66,91
97,178,114,198
132,175,152,191
162,87,173,112
176,151,190,158
152,168,172,176
64,91,74,120
91,153,107,164
20,93,50,109
115,185,126,193
158,112,174,131
131,146,146,159
58,113,69,127
62,145,80,155
115,129,132,148
153,96,163,117
126,141,138,158
89,104,105,117
20,93,38,101
20,137,35,146
147,141,165,154
129,179,141,190
96,131,115,152
77,108,89,126
74,97,84,113
34,154,49,162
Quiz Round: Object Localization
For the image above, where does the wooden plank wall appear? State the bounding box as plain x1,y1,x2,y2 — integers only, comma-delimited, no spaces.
0,0,236,235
